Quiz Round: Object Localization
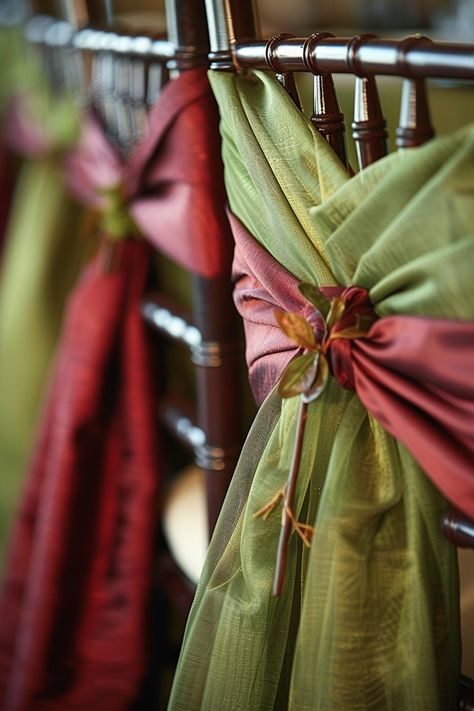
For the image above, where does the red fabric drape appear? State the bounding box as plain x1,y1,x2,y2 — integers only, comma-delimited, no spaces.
231,211,474,519
0,68,232,710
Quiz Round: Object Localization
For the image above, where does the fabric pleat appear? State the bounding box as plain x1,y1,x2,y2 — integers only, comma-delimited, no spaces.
168,70,474,711
231,212,474,518
0,241,157,710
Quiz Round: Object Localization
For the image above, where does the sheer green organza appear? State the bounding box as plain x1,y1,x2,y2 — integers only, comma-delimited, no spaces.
168,70,474,710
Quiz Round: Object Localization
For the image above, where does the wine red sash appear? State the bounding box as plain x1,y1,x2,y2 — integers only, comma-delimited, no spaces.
65,68,232,278
0,68,231,710
231,212,474,519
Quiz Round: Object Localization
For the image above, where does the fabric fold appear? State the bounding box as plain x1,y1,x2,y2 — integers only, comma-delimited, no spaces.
0,75,84,568
168,69,473,711
65,68,233,278
0,241,156,710
232,211,474,518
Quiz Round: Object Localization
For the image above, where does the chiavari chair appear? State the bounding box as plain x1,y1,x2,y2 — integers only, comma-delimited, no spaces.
23,0,246,543
3,0,474,704
202,0,474,705
2,0,246,703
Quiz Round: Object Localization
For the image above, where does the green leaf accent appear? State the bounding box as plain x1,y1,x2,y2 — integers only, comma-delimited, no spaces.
302,352,329,403
298,283,330,319
277,352,319,399
329,315,376,342
98,184,141,241
329,326,367,341
275,310,316,350
326,297,346,330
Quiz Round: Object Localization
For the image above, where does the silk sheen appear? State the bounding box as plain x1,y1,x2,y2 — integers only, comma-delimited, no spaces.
168,70,473,711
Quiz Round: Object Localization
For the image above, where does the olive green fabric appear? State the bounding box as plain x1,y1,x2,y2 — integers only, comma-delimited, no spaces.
0,40,85,568
0,159,87,569
0,28,29,110
168,70,474,711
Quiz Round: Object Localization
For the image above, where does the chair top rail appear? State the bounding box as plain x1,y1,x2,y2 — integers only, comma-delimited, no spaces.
23,15,175,60
231,35,474,80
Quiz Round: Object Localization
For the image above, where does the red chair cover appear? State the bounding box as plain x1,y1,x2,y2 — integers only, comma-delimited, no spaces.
0,68,231,711
231,212,474,520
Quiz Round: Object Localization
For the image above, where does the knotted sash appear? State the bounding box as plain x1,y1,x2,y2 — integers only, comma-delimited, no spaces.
168,70,471,711
232,212,474,519
0,68,231,711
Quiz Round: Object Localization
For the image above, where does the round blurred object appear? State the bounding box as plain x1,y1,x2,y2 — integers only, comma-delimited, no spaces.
162,464,208,585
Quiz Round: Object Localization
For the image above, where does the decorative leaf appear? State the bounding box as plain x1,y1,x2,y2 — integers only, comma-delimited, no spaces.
298,283,330,319
326,297,346,330
275,310,316,350
302,352,329,403
277,352,319,399
329,326,367,341
329,315,376,342
97,184,140,241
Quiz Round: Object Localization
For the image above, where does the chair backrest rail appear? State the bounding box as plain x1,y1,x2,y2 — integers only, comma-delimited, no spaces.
232,37,474,80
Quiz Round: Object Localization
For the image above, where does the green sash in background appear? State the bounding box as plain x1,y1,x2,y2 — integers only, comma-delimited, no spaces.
168,70,474,711
0,38,86,567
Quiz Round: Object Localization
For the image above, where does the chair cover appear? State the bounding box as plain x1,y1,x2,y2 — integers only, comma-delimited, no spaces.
0,67,231,710
168,70,474,711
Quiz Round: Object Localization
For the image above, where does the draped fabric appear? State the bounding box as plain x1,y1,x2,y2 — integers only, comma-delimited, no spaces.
0,67,230,710
231,213,474,518
168,70,474,711
65,70,232,279
0,86,83,569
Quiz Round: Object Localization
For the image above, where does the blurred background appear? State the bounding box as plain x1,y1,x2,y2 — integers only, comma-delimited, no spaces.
109,0,474,39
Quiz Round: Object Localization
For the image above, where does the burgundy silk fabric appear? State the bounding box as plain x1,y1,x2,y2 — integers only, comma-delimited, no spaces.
0,68,230,710
66,69,232,278
231,212,474,520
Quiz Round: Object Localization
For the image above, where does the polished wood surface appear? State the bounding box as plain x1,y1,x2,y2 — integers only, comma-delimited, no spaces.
347,35,388,168
233,35,474,80
303,33,348,168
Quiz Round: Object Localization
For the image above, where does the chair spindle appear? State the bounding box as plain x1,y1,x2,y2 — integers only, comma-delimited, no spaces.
396,37,435,148
303,33,348,169
347,35,388,169
266,34,302,109
205,0,260,70
442,509,474,548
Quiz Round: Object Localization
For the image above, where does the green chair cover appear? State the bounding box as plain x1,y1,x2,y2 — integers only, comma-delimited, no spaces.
0,42,85,567
168,70,474,711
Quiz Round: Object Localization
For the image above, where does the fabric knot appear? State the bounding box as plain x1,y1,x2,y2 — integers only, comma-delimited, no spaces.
80,184,141,271
320,286,377,391
275,283,377,403
96,184,140,242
